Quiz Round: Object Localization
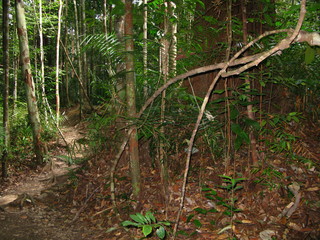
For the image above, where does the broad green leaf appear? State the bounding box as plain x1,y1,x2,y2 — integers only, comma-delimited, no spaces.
230,107,239,120
142,225,153,237
145,211,156,223
305,46,315,64
231,123,242,135
208,208,218,213
194,208,207,214
137,213,148,224
159,221,171,226
201,187,213,191
130,213,146,224
213,89,225,94
186,214,194,223
176,230,188,236
235,136,243,150
193,219,202,228
264,14,273,26
121,220,139,227
156,226,166,239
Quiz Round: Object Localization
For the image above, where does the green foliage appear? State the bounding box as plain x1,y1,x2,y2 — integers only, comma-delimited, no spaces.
252,166,283,190
200,176,245,235
121,211,170,239
260,112,302,154
0,101,57,164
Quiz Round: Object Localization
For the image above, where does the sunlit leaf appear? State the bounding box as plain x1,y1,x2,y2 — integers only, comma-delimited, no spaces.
142,225,153,237
156,226,166,239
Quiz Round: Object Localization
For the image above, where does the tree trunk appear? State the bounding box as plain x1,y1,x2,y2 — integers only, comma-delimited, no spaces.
103,0,108,36
55,0,63,127
241,0,259,166
2,0,10,178
38,0,53,124
142,0,148,96
38,0,47,123
15,0,43,163
73,0,83,119
125,0,141,199
63,0,70,106
224,0,233,166
81,0,88,106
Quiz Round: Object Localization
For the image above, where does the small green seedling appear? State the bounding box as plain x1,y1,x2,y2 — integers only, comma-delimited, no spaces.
122,211,171,239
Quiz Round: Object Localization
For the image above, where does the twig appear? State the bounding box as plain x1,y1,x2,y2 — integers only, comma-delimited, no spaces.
71,186,100,223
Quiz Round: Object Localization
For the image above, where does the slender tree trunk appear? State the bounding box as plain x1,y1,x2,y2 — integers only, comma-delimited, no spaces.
38,0,52,124
142,0,148,96
224,0,232,167
63,0,70,106
73,0,83,119
81,0,88,107
159,0,171,211
103,0,108,36
169,2,177,76
2,0,10,178
12,56,19,115
15,0,44,163
159,1,177,206
114,1,126,113
125,0,141,199
241,0,259,166
55,0,63,127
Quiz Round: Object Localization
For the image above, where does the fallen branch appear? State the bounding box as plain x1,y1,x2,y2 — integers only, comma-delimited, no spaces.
278,182,301,219
71,186,100,223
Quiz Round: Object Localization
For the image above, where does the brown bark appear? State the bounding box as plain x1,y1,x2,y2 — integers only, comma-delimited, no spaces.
55,0,63,127
125,0,141,199
2,0,10,178
15,0,44,163
241,0,259,165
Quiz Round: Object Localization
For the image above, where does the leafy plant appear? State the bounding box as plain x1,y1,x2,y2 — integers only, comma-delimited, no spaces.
122,211,171,239
218,175,246,217
260,112,302,154
201,176,245,235
252,166,284,190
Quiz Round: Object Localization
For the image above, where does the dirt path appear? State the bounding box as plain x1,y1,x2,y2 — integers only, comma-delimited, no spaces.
0,124,98,240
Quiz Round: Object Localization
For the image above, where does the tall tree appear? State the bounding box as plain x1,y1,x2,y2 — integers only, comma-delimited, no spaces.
55,0,63,127
241,0,259,165
72,0,83,118
81,0,88,102
2,0,10,178
37,0,53,124
15,0,44,163
38,0,47,123
125,0,141,199
159,1,177,206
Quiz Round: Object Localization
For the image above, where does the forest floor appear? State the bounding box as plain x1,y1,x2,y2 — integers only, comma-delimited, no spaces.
0,107,319,240
0,109,106,239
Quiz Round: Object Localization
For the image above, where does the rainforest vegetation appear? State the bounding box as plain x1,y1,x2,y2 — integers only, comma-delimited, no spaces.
0,0,319,239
